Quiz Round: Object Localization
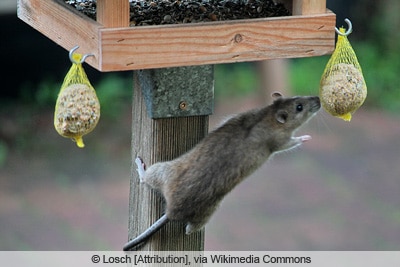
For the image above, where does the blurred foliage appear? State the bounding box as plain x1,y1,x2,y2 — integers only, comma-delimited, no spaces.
0,140,7,168
94,74,132,119
354,42,400,112
15,74,132,119
214,62,258,99
289,56,328,97
19,77,59,107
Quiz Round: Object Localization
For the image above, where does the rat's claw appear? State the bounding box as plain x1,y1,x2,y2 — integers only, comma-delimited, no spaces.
299,135,312,142
135,157,146,182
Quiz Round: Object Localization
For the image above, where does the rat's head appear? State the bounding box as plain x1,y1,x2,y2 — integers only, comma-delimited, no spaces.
271,92,321,131
264,93,320,153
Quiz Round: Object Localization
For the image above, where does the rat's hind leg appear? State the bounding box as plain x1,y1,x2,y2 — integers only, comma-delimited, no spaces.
185,206,218,235
135,158,169,191
185,221,206,235
135,157,146,182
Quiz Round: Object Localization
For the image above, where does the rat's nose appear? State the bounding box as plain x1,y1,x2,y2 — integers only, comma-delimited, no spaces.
310,96,321,112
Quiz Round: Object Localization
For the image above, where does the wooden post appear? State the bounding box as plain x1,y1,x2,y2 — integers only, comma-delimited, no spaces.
97,0,129,28
96,0,210,251
128,68,211,250
292,0,327,15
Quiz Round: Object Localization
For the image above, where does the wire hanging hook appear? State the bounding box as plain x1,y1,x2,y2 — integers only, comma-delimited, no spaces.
69,45,94,64
335,18,353,36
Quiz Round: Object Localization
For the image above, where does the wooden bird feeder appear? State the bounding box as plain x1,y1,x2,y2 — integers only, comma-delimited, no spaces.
18,0,335,71
18,0,336,251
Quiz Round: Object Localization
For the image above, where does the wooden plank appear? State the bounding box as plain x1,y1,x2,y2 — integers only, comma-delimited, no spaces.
129,69,208,250
99,12,335,71
293,0,327,15
17,0,101,69
97,0,130,28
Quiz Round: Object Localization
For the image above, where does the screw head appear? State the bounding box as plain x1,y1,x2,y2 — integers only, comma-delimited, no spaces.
179,101,188,110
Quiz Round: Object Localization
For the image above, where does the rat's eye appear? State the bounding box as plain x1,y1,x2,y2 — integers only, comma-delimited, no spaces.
296,104,303,112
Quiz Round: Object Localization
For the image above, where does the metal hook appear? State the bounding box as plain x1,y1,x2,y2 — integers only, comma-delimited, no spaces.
335,18,353,36
69,45,94,64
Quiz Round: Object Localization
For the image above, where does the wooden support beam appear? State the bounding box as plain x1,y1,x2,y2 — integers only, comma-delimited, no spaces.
97,0,130,28
292,0,327,15
128,67,212,250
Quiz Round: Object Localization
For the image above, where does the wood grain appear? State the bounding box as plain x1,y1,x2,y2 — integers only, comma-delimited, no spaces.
100,12,335,71
97,0,130,28
129,70,208,251
293,0,327,15
18,0,335,71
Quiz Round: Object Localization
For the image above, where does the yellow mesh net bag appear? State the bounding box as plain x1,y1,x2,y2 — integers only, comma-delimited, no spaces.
54,49,100,148
320,22,367,121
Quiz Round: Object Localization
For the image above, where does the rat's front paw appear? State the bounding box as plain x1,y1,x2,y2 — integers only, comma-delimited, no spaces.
135,157,146,182
299,135,312,142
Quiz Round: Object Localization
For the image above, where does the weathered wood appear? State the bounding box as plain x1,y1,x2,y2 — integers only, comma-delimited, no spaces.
129,68,210,251
97,0,130,28
18,0,335,71
293,0,327,15
138,66,214,118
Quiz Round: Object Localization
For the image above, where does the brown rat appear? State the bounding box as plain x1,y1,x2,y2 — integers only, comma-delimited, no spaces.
123,93,320,250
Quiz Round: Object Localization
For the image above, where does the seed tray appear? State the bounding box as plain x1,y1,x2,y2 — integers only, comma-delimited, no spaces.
66,0,291,26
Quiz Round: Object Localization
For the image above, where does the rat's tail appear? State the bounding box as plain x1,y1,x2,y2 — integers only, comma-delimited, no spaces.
123,214,169,251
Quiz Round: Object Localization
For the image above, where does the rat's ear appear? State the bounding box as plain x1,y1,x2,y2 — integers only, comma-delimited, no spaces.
271,91,283,100
275,110,288,124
